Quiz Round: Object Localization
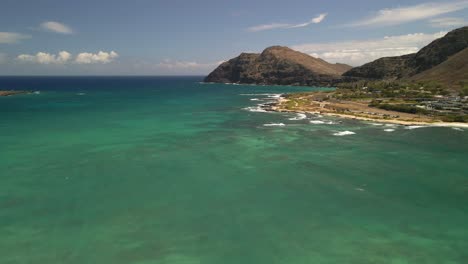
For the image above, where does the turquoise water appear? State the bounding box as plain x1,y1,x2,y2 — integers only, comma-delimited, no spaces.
1,77,468,264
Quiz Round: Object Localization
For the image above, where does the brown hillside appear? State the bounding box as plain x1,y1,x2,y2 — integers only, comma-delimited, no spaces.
344,26,468,80
205,46,352,86
411,47,468,89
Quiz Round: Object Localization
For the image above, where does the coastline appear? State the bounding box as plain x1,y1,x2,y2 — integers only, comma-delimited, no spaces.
269,97,468,128
201,81,335,89
0,90,30,97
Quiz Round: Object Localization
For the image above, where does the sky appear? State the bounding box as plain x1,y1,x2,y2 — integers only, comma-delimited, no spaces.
0,0,467,75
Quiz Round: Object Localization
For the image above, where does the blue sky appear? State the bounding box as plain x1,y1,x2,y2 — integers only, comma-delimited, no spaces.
0,0,467,75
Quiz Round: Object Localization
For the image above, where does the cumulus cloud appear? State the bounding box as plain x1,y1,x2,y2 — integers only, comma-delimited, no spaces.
0,32,30,44
248,13,328,32
430,17,467,28
292,31,447,66
16,51,118,64
40,21,73,34
17,51,72,64
348,1,468,27
75,51,119,64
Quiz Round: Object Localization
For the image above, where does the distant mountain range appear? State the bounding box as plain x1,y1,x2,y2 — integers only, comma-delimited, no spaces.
205,26,468,91
344,26,468,89
204,46,352,86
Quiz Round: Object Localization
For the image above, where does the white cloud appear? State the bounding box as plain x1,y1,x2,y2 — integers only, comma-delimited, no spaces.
157,59,223,70
312,13,328,24
129,59,224,75
17,51,72,64
57,51,72,63
40,21,73,34
248,13,328,32
0,32,30,44
75,51,119,64
348,1,468,27
430,17,467,28
292,31,447,66
16,51,118,64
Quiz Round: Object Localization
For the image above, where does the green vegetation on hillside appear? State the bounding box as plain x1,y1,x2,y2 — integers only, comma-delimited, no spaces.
336,80,452,98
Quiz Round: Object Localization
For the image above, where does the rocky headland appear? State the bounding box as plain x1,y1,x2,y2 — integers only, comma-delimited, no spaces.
205,46,352,86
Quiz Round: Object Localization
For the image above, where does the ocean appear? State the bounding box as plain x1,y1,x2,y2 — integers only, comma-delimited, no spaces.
1,76,468,264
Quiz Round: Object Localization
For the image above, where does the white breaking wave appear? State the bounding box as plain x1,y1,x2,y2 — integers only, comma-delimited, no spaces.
310,120,325,124
289,113,307,121
243,106,268,113
264,123,286,127
405,126,426,130
267,94,282,99
310,120,336,125
333,131,356,136
242,93,284,113
384,129,395,132
452,127,464,131
240,93,282,96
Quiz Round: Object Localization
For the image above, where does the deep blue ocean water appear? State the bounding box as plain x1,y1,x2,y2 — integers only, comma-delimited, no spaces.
1,77,468,264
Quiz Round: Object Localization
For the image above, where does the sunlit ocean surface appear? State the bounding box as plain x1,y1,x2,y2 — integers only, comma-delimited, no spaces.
1,77,468,264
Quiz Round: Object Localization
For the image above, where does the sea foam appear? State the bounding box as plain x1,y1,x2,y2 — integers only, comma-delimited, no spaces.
310,120,325,124
243,106,268,113
333,131,356,136
405,126,426,130
310,120,336,125
289,113,307,121
264,123,286,127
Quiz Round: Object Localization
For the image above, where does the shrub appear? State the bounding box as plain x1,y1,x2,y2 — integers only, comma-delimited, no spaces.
376,104,429,114
441,115,468,122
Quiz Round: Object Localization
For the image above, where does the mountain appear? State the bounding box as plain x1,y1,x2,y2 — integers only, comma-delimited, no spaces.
411,47,468,87
343,26,468,80
204,46,352,86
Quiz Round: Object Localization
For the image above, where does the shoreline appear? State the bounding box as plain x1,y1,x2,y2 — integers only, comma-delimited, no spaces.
0,90,31,97
201,81,335,89
269,97,468,128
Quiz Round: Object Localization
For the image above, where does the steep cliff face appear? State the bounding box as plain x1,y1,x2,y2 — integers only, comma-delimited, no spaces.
205,46,352,86
343,26,468,80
